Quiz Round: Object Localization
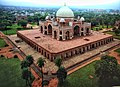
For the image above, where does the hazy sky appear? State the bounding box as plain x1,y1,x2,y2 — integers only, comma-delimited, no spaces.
0,0,120,9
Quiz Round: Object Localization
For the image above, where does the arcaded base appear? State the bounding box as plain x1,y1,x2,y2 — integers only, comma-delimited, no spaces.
17,29,113,61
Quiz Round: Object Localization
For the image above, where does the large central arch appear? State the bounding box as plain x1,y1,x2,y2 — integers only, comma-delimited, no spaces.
48,24,52,35
74,25,80,36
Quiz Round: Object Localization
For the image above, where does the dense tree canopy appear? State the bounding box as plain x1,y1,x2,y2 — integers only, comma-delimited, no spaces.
18,20,27,28
94,55,120,87
26,55,34,66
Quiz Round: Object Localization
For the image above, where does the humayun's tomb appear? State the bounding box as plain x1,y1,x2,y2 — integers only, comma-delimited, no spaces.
17,5,113,61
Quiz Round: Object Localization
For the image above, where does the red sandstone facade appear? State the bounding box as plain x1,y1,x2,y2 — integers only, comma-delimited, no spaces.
17,5,114,61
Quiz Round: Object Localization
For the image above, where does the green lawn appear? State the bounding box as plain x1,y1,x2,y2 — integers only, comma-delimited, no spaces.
2,24,30,35
63,61,98,87
2,24,22,35
114,48,120,53
92,25,112,31
0,57,26,87
0,38,8,48
30,22,37,26
103,31,120,40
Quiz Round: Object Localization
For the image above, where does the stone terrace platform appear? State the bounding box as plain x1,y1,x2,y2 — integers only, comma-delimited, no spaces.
17,29,112,53
7,34,120,72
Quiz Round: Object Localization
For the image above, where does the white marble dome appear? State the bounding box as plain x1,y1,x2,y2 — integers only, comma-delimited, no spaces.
45,16,50,20
80,17,85,21
56,6,74,18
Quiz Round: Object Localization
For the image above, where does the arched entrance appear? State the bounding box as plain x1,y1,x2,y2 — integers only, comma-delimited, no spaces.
74,26,80,37
86,28,89,34
48,24,52,35
66,31,70,40
40,26,43,33
54,31,57,39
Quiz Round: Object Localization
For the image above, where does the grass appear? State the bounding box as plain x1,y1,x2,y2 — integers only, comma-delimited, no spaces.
63,61,98,87
30,22,37,26
2,24,30,35
2,24,22,35
114,48,120,53
0,38,8,48
0,57,26,87
92,25,112,31
103,31,120,40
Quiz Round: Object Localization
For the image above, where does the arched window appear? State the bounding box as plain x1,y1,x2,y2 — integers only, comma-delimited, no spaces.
81,28,84,31
60,31,62,35
44,26,47,29
74,26,80,36
48,24,52,34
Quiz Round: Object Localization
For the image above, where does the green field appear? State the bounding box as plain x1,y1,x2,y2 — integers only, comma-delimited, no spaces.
63,61,98,87
0,57,25,87
92,25,112,31
30,22,37,26
114,48,120,53
2,24,22,35
2,24,30,35
0,38,8,48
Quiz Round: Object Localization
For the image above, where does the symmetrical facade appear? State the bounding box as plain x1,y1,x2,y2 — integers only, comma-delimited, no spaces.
39,5,91,40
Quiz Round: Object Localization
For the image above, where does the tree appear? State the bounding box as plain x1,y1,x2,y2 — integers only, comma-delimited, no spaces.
18,20,27,28
26,55,34,67
37,57,45,87
21,60,29,69
0,20,12,34
57,66,67,86
94,55,119,87
54,57,62,68
22,68,31,87
27,16,34,23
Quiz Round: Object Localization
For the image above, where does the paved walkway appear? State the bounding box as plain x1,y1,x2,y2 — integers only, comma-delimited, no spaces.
67,45,120,75
64,39,120,71
109,46,120,64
